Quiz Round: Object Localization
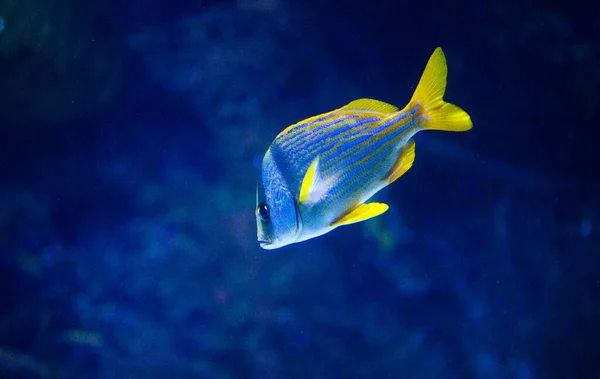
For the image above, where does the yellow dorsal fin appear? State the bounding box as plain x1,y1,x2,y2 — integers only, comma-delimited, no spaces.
340,98,399,114
299,156,328,206
384,140,416,184
331,202,389,227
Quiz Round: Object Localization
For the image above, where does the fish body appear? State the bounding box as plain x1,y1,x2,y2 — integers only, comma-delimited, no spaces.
256,47,472,249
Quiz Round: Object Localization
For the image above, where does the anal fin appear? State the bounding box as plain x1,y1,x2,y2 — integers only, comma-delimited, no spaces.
331,202,389,227
384,140,416,184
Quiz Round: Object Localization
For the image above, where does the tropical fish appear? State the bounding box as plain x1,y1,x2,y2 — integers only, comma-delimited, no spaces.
256,47,472,249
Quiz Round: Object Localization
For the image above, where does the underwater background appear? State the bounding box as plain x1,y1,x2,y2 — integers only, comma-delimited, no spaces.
0,0,599,378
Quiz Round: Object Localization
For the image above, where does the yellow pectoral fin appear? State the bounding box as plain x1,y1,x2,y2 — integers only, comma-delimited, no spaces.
300,156,330,206
331,202,389,227
384,140,416,184
299,156,320,204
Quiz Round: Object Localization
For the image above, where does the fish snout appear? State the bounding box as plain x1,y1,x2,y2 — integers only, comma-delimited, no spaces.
258,238,272,249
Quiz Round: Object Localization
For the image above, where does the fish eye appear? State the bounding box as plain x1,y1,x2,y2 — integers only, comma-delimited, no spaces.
257,202,270,222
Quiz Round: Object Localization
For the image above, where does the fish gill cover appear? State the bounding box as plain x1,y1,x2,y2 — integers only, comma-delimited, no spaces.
0,0,598,378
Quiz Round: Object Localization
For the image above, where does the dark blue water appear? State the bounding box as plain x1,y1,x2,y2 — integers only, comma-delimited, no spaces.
0,0,598,378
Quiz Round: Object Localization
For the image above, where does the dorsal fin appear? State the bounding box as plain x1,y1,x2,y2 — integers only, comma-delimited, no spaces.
340,98,399,114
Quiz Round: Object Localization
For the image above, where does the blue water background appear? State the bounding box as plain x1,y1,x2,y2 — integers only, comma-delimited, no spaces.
0,0,598,378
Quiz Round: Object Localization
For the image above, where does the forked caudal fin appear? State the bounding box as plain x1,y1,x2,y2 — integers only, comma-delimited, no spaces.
410,47,472,132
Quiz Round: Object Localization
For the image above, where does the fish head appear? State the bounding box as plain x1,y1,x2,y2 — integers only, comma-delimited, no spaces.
256,150,300,250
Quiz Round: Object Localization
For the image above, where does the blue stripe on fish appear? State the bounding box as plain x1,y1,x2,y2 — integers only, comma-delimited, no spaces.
376,110,410,131
321,111,411,175
328,120,399,175
333,117,416,197
282,112,336,137
285,115,375,158
282,112,358,149
326,116,381,141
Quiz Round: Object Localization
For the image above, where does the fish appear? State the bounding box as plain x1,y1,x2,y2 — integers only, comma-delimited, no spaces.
256,47,472,250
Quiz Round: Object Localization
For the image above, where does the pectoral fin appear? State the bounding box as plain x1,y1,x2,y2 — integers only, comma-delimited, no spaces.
299,156,328,206
331,202,389,227
384,140,416,184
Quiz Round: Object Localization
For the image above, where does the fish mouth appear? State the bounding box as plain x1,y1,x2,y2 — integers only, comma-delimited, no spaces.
259,240,281,250
258,239,271,248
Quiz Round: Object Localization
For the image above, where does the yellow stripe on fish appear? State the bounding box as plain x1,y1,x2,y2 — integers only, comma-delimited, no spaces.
256,47,472,250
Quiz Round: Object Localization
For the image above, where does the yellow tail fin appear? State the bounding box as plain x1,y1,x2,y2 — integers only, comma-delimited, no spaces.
410,47,472,132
